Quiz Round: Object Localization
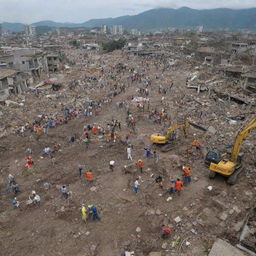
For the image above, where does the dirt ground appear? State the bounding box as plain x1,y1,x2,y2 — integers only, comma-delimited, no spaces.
0,49,255,256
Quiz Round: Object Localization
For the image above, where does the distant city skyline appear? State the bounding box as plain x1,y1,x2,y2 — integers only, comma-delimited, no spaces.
1,0,256,23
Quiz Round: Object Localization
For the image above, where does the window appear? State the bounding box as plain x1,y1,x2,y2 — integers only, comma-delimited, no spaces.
22,61,25,64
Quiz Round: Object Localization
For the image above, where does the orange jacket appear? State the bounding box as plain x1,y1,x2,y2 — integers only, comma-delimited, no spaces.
138,160,144,168
92,127,98,134
183,166,191,177
86,172,93,181
192,140,200,147
175,180,183,191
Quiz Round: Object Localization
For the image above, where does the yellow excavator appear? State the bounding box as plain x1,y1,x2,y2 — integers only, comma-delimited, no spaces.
151,120,189,144
205,118,256,184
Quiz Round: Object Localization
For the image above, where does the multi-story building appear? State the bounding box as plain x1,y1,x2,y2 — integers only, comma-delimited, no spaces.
112,25,124,35
101,25,108,34
24,25,36,38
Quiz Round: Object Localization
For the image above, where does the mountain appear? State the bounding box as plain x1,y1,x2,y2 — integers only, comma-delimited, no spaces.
82,7,256,31
2,22,24,32
32,20,78,28
2,7,256,32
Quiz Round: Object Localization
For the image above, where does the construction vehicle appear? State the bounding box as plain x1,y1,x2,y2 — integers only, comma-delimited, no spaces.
151,120,189,145
205,118,256,185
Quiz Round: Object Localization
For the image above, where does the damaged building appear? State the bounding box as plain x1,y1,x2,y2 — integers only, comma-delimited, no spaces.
0,69,29,101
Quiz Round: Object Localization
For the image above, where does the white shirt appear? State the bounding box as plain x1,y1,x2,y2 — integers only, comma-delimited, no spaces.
134,180,139,188
110,160,115,166
127,147,132,154
34,195,40,202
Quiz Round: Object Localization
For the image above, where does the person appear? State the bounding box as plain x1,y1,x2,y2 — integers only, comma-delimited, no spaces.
109,160,115,172
26,148,33,156
85,170,93,183
161,225,172,239
29,190,36,201
155,176,163,188
8,174,15,186
183,165,192,184
127,146,132,160
153,151,159,163
169,179,176,194
83,136,89,149
78,165,83,177
36,126,42,136
60,185,69,199
192,134,200,150
175,178,183,196
137,159,144,173
70,135,76,143
34,194,41,206
88,205,101,221
81,204,87,222
134,178,140,194
43,147,53,158
12,197,20,208
11,182,20,194
26,156,34,168
92,126,98,135
144,147,151,159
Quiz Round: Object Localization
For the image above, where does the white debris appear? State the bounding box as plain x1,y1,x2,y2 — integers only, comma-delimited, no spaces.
136,227,141,233
174,216,182,223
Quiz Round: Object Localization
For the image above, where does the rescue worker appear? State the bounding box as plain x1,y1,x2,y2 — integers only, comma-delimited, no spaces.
161,225,172,239
26,156,34,168
183,165,192,184
109,160,115,172
192,134,200,150
155,176,163,189
137,159,144,173
88,205,101,221
78,164,83,177
134,178,140,194
33,194,41,206
85,170,93,183
8,174,15,186
127,146,132,160
175,178,183,196
153,151,159,163
144,147,151,159
60,185,69,199
12,197,20,208
81,204,87,222
169,179,176,194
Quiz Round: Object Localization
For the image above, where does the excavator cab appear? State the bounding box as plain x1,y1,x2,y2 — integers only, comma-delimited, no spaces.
205,150,222,167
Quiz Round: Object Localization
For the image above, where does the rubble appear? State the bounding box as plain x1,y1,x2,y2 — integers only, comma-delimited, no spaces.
0,28,256,256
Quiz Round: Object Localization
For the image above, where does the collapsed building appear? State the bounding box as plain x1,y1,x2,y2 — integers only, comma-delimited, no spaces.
0,47,62,99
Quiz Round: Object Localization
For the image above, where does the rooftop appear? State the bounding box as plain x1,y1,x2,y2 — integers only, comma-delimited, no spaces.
0,69,18,80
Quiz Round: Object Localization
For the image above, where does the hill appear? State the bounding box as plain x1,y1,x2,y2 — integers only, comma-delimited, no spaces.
83,7,256,31
2,7,256,32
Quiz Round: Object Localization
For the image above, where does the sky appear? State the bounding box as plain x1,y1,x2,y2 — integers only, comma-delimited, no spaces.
1,0,256,23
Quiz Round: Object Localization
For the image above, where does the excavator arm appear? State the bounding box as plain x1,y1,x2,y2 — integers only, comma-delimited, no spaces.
165,120,189,140
151,120,189,144
230,119,256,163
206,118,256,184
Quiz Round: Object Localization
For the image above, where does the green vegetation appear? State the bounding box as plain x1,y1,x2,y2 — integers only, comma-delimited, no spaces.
102,39,126,53
70,40,80,48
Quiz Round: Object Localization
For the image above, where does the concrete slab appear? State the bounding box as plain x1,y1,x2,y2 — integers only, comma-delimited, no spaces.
209,239,246,256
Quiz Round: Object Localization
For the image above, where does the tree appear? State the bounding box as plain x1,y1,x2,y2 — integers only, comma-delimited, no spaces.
102,39,126,52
